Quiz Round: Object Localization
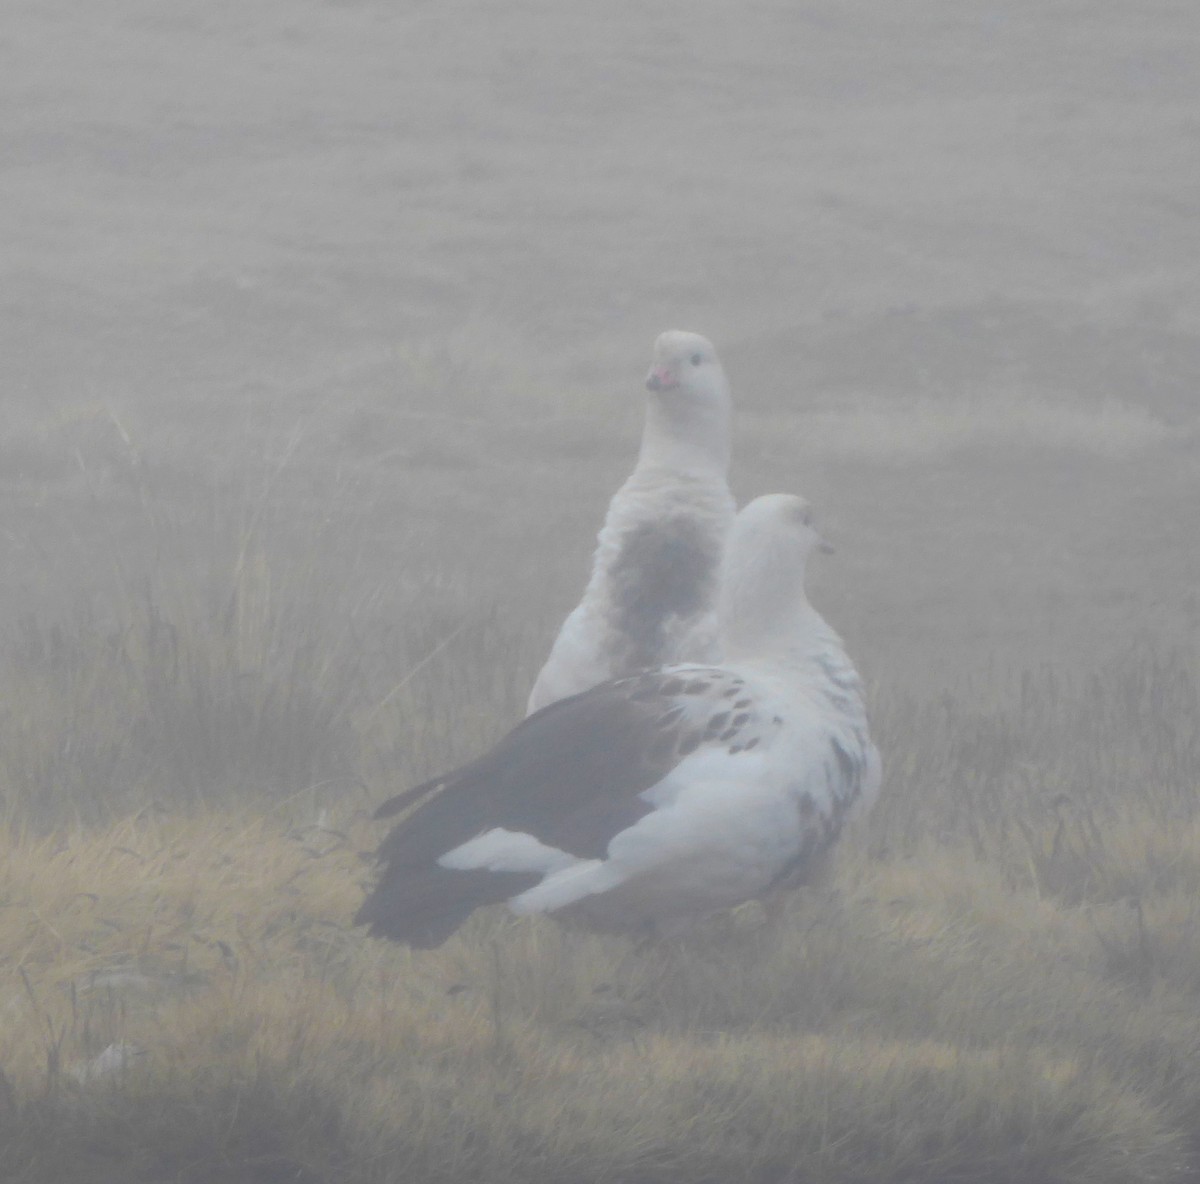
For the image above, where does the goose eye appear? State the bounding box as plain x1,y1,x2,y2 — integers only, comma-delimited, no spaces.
690,353,702,366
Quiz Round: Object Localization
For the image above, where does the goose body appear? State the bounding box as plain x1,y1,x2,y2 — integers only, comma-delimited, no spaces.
526,331,736,715
357,495,879,948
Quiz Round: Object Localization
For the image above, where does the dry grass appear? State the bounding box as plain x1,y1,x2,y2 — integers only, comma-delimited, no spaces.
1,802,1196,1184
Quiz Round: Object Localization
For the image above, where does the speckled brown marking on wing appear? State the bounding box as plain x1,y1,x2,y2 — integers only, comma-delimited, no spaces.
766,733,868,900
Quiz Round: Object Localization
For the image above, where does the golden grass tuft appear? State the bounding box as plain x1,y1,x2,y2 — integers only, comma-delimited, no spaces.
3,757,1200,1182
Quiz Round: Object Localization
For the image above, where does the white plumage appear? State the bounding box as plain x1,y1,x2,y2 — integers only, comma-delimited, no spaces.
526,330,736,715
357,494,879,948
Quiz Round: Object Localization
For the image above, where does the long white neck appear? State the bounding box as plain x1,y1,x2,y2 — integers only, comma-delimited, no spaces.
635,390,732,479
718,541,826,666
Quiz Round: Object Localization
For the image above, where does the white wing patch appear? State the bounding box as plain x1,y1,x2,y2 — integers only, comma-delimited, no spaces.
508,859,625,914
437,828,581,877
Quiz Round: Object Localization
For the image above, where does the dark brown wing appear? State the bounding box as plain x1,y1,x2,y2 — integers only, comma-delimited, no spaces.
370,678,619,821
355,666,747,945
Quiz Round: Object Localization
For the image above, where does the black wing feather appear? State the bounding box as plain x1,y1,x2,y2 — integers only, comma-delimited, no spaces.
356,670,732,945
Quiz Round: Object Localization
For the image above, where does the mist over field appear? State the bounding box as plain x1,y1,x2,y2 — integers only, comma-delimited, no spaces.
2,2,1198,1181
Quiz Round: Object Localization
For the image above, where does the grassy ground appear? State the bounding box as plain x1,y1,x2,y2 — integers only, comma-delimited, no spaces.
1,384,1197,1183
1,636,1198,1183
3,0,1200,1180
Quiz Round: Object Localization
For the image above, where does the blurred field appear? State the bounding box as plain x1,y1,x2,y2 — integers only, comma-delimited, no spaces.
3,0,1199,1181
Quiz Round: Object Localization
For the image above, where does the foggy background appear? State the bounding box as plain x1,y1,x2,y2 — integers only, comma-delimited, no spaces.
4,0,1197,690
